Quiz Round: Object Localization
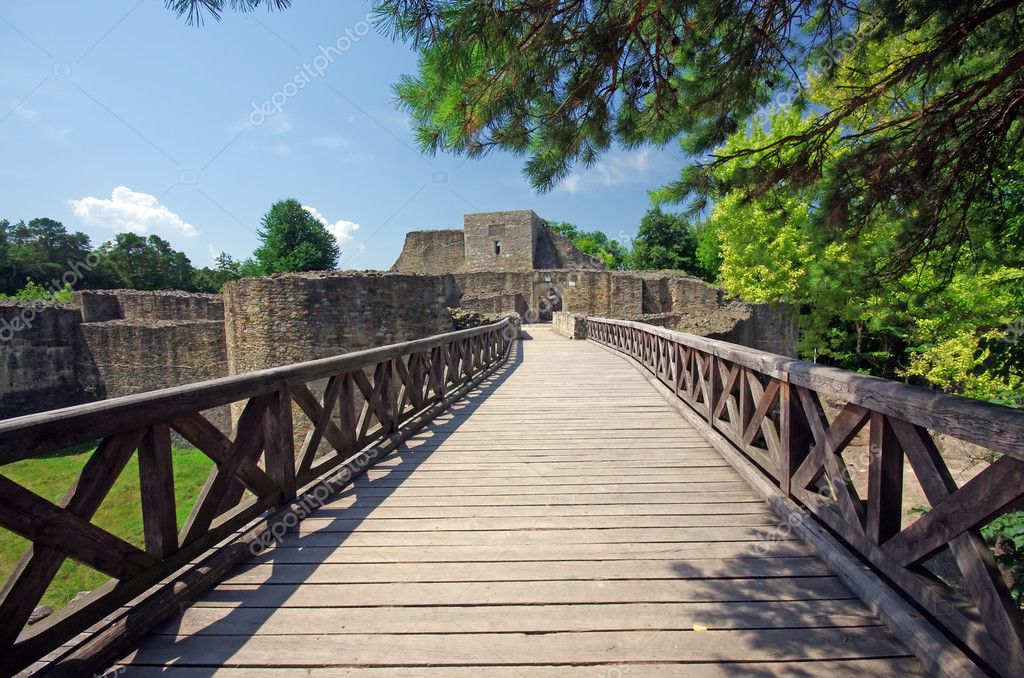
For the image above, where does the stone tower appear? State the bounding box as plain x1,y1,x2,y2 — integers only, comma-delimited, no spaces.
462,210,545,272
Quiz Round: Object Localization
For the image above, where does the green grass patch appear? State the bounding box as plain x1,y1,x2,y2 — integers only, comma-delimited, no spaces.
0,446,214,612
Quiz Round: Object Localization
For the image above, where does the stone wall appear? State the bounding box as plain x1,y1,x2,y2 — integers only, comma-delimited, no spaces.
79,319,230,430
390,229,466,276
392,210,607,275
222,271,460,374
450,268,797,355
552,311,587,340
463,210,541,272
76,289,223,322
0,301,100,419
0,291,231,426
542,229,606,270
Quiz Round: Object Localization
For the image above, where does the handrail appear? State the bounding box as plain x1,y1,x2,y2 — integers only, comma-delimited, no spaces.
589,317,1024,460
0,319,514,464
0,318,515,675
587,316,1024,677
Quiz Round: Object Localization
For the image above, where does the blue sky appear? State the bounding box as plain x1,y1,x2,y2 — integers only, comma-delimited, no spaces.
0,1,687,270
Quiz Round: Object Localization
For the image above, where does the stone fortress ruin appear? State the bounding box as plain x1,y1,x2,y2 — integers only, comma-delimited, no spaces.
0,210,796,422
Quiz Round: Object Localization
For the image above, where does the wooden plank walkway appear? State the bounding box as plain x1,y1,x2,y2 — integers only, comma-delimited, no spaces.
116,325,922,676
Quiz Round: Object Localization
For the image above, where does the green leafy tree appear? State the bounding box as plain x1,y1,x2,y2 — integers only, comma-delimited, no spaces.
192,252,243,293
693,220,722,283
0,218,93,294
170,0,1024,272
249,199,340,274
0,279,75,303
94,233,196,291
629,207,697,272
357,0,1023,275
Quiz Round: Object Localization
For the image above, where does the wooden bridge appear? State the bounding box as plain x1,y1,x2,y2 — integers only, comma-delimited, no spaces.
1,318,1022,676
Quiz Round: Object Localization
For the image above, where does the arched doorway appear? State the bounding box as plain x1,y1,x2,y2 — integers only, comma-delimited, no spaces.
535,286,562,322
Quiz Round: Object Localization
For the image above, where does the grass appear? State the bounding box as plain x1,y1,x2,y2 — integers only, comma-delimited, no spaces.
0,445,214,613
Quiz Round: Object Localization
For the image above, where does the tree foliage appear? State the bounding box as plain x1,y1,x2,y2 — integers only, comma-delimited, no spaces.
0,217,246,296
686,47,1024,394
249,199,340,275
364,0,1024,275
0,218,93,295
94,233,195,291
630,207,697,272
547,221,629,269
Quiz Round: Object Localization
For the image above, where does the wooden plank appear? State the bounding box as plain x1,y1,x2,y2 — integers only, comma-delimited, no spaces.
866,412,904,544
222,557,831,585
347,470,744,486
127,627,909,666
270,526,795,548
111,660,927,677
315,491,764,507
251,541,814,564
200,576,854,607
287,513,773,534
308,502,771,519
138,423,177,559
163,598,872,635
263,388,296,501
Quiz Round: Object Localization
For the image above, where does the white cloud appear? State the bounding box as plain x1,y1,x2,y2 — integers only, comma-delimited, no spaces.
9,100,70,143
557,148,658,194
69,186,198,237
228,111,292,135
311,134,349,150
274,143,291,155
302,205,359,246
270,113,292,134
10,100,39,122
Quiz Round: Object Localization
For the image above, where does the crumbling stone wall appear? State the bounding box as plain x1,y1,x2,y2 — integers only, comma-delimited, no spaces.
0,291,231,427
552,311,587,339
0,301,101,419
76,289,223,322
79,319,229,429
392,210,607,275
390,230,466,276
540,229,605,270
222,271,460,374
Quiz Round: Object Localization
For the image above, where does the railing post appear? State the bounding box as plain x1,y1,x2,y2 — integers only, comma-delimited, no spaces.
866,411,903,543
264,387,296,502
779,380,810,497
139,423,177,559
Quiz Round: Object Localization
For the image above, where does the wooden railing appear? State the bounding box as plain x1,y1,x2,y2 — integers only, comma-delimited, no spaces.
0,318,515,675
587,316,1024,676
